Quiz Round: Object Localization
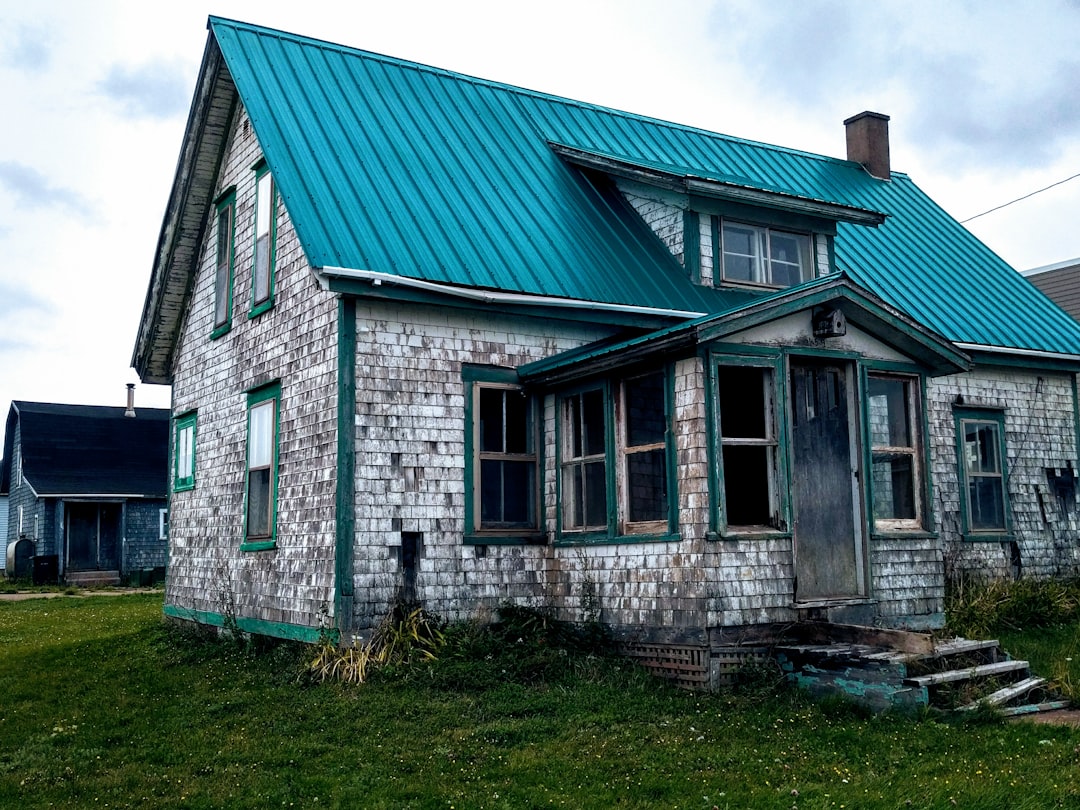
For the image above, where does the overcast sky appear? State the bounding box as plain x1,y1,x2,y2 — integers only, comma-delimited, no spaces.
1,0,1078,451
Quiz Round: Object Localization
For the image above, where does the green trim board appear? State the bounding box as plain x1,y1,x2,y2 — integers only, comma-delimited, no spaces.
335,297,356,632
172,411,197,492
953,406,1013,541
245,381,281,546
211,189,236,339
163,603,322,643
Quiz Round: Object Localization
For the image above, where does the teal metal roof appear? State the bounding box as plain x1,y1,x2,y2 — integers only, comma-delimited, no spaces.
209,17,1080,356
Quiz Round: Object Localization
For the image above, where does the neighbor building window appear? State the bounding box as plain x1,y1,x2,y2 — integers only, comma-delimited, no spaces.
558,369,673,539
955,408,1010,536
244,383,280,548
212,190,235,337
868,374,923,529
159,509,169,541
716,363,782,531
250,165,276,317
716,218,812,288
173,411,196,492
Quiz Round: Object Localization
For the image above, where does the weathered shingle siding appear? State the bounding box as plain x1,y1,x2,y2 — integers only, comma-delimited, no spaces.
348,301,617,630
124,500,168,571
167,104,339,630
928,368,1080,581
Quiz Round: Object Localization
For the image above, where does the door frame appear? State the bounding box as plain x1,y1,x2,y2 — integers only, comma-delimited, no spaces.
787,355,869,604
63,499,124,572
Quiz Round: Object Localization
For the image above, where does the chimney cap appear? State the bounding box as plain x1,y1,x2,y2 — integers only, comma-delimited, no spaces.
843,110,890,126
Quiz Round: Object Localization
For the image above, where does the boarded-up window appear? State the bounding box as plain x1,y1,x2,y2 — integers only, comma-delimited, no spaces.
717,365,779,529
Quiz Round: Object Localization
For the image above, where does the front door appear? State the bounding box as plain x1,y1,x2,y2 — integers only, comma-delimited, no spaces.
790,359,864,601
66,502,121,571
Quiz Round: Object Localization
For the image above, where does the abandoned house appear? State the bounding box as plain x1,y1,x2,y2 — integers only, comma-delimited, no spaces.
133,17,1080,656
0,395,170,585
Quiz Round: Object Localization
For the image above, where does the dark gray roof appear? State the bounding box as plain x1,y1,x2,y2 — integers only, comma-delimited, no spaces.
1,402,169,498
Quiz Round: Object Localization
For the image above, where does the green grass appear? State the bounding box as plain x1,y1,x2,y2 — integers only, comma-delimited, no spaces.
2,595,1080,809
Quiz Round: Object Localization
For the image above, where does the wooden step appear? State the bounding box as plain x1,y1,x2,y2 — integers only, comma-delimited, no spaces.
904,659,1029,687
961,676,1046,709
932,638,1001,658
999,700,1072,717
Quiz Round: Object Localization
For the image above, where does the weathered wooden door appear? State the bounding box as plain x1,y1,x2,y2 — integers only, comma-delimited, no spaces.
790,360,864,601
67,503,121,571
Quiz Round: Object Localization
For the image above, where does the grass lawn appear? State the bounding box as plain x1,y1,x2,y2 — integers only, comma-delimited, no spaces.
1,594,1079,809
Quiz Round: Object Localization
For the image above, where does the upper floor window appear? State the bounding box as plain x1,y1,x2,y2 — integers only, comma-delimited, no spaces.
250,165,276,318
213,190,235,338
173,411,196,492
718,220,812,288
955,408,1010,537
868,374,923,530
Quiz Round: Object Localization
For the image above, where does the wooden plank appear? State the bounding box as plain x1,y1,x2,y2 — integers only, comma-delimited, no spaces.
999,701,1072,717
795,621,933,654
904,660,1028,687
933,638,1000,657
961,676,1046,709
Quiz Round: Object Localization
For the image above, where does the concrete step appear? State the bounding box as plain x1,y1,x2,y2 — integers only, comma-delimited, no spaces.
904,659,1029,688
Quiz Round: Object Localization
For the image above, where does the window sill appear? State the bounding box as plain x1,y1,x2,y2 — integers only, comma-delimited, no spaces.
240,540,276,552
708,528,790,542
464,533,546,546
248,299,274,320
555,532,680,547
871,530,938,541
961,532,1014,543
210,323,232,340
173,482,195,493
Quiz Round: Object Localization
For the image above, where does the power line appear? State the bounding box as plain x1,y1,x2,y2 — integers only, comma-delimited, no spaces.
960,171,1080,223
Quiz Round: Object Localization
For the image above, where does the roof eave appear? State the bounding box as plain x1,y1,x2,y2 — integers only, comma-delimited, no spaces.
550,142,887,227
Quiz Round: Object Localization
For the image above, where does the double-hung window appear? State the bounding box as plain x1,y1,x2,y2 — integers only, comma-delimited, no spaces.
559,369,673,540
250,164,276,318
955,408,1010,537
244,383,280,549
473,381,539,534
716,362,783,531
212,190,235,338
718,220,812,288
173,411,196,492
867,374,923,530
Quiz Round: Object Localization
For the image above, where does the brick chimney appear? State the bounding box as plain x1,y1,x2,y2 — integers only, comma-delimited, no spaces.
844,111,891,180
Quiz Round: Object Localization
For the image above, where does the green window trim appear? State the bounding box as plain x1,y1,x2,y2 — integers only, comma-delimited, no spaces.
249,165,277,319
172,411,197,492
244,381,281,549
211,189,236,339
708,349,790,538
554,367,677,544
864,370,926,532
954,406,1012,540
462,365,542,543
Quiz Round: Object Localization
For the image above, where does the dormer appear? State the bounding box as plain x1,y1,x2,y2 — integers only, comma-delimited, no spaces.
550,137,887,294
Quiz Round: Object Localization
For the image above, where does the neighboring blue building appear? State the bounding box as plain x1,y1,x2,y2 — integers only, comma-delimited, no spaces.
0,399,169,585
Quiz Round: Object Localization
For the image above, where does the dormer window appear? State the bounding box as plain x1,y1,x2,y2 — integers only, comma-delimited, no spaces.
719,221,812,288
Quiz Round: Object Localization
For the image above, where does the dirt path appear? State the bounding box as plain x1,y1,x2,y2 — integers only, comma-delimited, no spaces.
0,588,161,602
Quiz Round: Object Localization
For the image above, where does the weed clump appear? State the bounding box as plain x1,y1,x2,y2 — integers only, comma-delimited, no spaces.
946,575,1080,637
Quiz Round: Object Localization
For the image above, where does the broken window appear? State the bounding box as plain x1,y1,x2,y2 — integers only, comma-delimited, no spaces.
476,384,537,530
868,374,922,529
717,364,780,530
956,408,1010,535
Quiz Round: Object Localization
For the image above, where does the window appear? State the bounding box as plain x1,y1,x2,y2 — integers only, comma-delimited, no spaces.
558,370,673,539
868,374,923,529
244,383,280,549
718,220,812,288
956,408,1010,536
475,384,538,531
212,191,235,337
716,363,782,530
250,166,276,317
159,509,169,541
173,412,196,492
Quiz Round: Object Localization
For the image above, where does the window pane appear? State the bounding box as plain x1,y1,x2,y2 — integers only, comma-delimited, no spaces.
768,231,810,286
177,424,194,480
627,449,666,522
254,235,270,304
584,460,607,527
479,388,504,452
722,223,761,283
964,422,1001,474
722,445,772,525
256,173,273,239
969,477,1005,530
868,378,911,447
254,172,273,305
582,389,606,456
249,401,274,467
625,372,666,447
718,366,769,438
504,390,529,454
502,460,535,524
872,454,916,520
215,206,231,326
247,468,271,536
